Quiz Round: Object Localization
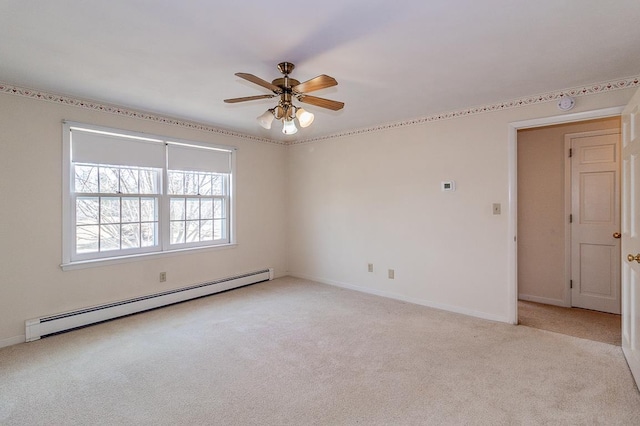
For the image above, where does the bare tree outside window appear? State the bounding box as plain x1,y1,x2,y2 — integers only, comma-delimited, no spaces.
74,164,159,254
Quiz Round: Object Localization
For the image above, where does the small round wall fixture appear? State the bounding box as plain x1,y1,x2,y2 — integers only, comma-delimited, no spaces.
557,95,575,111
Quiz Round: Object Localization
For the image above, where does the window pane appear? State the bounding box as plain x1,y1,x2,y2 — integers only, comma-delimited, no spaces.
139,169,159,194
201,220,213,241
76,225,99,253
120,168,139,194
100,224,120,251
186,220,199,243
74,165,98,193
121,198,140,223
170,198,185,220
211,174,224,196
76,197,99,225
141,198,156,222
201,199,213,219
170,221,185,244
184,172,198,195
186,199,199,220
121,224,140,249
168,171,183,195
141,223,156,247
101,197,120,223
213,198,224,219
199,174,212,195
99,167,119,193
214,219,223,240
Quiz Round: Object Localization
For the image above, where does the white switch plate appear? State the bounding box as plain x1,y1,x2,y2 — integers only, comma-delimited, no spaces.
388,269,395,279
493,203,501,215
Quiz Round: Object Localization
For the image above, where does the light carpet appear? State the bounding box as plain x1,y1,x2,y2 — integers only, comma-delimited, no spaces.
1,276,639,425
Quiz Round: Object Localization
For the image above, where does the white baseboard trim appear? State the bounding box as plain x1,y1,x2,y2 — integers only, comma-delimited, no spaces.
518,293,568,307
289,272,510,324
0,334,25,349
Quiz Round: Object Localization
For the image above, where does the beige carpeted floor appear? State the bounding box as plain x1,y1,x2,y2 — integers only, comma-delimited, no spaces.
518,300,622,346
1,277,639,425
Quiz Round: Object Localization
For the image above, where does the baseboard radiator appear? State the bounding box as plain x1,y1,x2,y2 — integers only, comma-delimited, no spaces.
25,268,274,342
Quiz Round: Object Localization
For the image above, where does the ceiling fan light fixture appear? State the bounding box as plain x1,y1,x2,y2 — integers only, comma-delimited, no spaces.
257,109,275,129
282,119,298,135
225,62,344,134
296,108,315,128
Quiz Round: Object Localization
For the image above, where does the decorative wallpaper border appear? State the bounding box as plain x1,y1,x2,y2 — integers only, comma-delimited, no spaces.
292,75,640,145
1,75,638,146
0,83,283,146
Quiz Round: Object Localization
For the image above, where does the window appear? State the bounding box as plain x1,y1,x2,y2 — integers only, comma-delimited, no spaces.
63,122,235,267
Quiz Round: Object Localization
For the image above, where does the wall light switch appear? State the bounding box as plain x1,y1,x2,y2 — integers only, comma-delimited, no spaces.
493,203,501,215
388,269,395,279
368,263,374,272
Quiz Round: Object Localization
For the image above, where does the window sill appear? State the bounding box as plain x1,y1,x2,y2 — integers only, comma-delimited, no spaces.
60,243,237,271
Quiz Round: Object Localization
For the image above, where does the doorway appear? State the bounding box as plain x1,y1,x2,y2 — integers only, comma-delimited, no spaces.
515,117,622,344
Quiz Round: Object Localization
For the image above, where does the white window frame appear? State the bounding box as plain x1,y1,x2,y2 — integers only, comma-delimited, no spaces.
62,121,237,270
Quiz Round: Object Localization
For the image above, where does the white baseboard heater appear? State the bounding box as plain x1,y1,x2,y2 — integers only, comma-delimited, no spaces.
25,268,273,342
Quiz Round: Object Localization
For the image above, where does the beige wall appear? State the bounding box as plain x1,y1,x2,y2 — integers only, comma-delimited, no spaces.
517,117,621,305
287,89,636,322
1,85,637,346
0,93,288,346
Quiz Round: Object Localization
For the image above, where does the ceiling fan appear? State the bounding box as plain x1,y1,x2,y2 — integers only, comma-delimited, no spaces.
224,62,344,135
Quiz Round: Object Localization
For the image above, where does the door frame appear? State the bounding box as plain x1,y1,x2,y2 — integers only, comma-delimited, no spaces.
507,106,624,324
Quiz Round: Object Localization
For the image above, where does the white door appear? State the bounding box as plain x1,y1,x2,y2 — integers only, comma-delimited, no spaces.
570,130,621,314
622,88,640,388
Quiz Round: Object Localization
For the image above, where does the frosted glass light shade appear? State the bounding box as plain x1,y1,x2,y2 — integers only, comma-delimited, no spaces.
257,110,275,129
282,119,298,135
296,108,315,128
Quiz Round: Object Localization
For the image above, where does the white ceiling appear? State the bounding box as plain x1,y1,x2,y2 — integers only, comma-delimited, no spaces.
1,1,639,142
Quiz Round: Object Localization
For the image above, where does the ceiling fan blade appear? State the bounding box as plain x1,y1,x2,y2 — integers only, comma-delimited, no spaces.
292,75,338,93
298,95,344,111
224,94,275,104
235,73,282,93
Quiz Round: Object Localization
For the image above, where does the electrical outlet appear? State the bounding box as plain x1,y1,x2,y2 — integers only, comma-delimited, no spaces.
388,269,395,279
368,263,374,272
159,272,167,282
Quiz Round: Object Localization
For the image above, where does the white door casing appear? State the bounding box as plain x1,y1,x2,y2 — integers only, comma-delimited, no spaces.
569,130,621,314
622,89,640,389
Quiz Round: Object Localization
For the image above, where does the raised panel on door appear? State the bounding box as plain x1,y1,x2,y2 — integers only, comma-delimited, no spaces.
633,269,640,352
623,262,632,344
580,172,615,224
579,243,616,298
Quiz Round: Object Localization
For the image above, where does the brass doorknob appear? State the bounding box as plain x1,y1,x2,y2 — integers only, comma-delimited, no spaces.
613,232,622,239
628,254,640,263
